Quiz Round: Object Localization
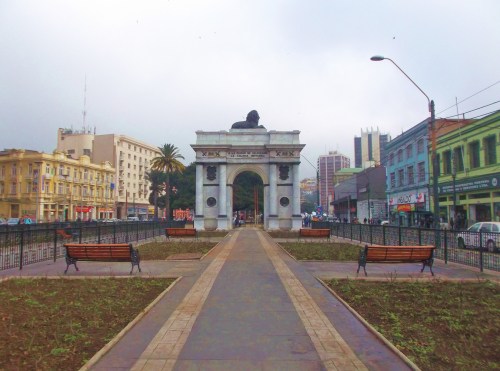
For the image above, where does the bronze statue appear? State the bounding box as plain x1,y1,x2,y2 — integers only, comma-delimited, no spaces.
231,110,265,129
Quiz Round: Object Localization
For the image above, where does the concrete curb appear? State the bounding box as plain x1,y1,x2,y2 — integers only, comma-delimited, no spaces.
79,276,183,371
316,277,421,371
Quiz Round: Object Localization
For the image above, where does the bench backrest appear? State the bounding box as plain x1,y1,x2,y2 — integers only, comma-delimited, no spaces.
365,245,434,262
166,228,196,236
64,243,133,261
300,228,330,237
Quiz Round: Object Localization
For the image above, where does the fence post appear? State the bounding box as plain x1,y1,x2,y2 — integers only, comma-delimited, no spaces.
369,224,373,245
97,224,101,244
113,223,116,243
136,221,139,242
125,222,129,243
418,227,422,245
443,230,448,264
53,229,58,263
398,225,402,246
382,225,386,245
350,223,353,241
479,231,484,272
19,230,24,270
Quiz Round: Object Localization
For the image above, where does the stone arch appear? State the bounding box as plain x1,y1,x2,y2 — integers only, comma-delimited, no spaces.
227,164,269,185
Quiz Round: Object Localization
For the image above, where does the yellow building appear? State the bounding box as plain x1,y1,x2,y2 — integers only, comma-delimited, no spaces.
0,149,115,222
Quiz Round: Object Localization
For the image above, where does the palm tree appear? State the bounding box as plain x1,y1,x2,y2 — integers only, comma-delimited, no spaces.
145,170,167,220
150,144,185,221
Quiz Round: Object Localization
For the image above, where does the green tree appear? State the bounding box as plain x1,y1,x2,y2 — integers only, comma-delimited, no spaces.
233,172,263,215
145,170,167,219
169,163,196,211
150,144,186,220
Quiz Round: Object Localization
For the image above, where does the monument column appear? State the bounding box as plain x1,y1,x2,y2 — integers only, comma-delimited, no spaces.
268,163,279,230
217,163,228,229
292,164,301,215
291,163,303,230
194,164,204,230
269,164,277,216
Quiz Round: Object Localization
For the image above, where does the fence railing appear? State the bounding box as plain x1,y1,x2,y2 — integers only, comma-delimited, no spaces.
0,221,185,271
312,222,500,272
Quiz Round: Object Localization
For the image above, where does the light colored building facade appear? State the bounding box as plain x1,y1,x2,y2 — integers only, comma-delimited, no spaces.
57,129,161,219
317,151,350,215
354,128,390,168
0,149,114,222
434,111,500,227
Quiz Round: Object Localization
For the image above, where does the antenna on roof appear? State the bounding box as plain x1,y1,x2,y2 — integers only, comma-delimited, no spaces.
82,74,87,130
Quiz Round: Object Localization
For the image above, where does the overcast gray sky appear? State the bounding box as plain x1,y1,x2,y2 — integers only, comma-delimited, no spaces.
1,0,499,178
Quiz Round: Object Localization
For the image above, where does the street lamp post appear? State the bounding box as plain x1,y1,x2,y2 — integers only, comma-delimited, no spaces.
370,55,440,230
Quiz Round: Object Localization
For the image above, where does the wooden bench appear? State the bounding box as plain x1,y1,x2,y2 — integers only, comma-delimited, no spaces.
299,228,330,241
165,228,197,240
357,244,435,276
63,243,141,274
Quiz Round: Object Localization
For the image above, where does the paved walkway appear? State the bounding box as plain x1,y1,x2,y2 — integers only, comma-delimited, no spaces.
2,229,498,370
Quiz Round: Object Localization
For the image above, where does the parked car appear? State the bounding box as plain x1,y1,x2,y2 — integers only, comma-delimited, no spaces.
456,222,500,253
6,217,20,225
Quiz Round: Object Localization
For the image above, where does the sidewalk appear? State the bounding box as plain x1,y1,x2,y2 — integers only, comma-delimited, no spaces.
2,229,497,370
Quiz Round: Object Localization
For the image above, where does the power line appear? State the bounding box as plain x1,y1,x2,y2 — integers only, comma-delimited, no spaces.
443,101,500,119
437,80,500,115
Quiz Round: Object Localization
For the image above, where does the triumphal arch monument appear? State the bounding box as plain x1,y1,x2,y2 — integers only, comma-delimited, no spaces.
191,110,305,231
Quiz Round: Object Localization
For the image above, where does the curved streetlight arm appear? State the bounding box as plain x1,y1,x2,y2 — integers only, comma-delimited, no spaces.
371,56,431,112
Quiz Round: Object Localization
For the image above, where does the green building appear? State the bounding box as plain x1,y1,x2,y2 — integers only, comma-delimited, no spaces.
434,111,500,227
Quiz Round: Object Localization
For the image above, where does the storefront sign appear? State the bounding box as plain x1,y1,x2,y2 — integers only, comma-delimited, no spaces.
397,204,415,212
76,206,93,213
389,192,426,206
438,173,499,194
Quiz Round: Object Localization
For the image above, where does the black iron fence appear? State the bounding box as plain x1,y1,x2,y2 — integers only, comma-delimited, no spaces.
313,222,500,272
0,221,185,271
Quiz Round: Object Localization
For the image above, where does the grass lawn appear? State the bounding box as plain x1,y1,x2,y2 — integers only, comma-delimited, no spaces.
326,279,500,370
137,241,217,260
0,278,175,370
280,242,360,261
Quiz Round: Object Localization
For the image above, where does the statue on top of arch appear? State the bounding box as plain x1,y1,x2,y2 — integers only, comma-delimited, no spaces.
231,110,266,129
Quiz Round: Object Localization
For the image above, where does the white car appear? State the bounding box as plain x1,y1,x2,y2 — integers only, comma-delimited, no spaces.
457,222,500,253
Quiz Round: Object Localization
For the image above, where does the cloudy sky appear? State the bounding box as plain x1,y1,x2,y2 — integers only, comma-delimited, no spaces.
1,0,499,178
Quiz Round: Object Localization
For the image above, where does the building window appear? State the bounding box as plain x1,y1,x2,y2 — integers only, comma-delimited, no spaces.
83,149,91,156
407,165,414,185
11,164,17,176
398,169,404,187
10,182,16,194
418,162,425,182
406,144,413,159
389,153,394,166
443,150,452,175
397,149,403,163
0,183,4,194
484,135,497,165
469,141,480,169
435,154,441,176
390,172,396,188
417,139,424,154
453,146,464,172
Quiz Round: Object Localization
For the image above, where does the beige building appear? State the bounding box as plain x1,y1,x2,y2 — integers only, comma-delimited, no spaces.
0,149,115,222
57,129,161,219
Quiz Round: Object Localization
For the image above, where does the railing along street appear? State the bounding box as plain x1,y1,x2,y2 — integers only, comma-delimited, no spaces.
0,221,184,271
313,221,499,272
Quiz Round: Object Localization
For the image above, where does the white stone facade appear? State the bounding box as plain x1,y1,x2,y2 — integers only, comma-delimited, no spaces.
191,129,305,231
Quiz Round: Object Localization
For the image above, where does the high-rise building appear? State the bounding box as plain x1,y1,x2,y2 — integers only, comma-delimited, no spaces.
317,151,350,214
354,128,390,168
57,128,161,219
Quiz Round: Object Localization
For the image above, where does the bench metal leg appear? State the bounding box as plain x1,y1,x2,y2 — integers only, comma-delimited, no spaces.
421,258,434,276
130,249,141,274
64,257,79,274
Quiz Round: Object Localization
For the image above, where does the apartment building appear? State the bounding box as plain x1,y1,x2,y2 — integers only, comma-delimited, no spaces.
0,149,114,222
317,151,350,215
57,129,161,219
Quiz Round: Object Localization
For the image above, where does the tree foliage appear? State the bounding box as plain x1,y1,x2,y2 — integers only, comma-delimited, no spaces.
233,172,264,213
150,144,186,220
